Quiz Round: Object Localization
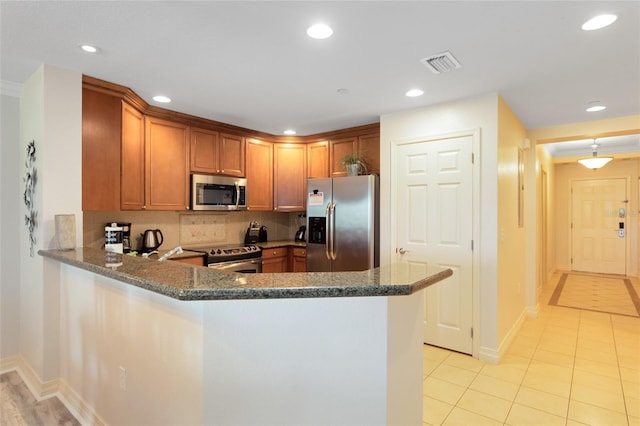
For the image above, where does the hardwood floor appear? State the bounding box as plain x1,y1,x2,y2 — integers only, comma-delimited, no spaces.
0,371,79,426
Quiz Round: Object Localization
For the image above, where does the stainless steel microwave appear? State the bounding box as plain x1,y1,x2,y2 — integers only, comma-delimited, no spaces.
191,174,247,211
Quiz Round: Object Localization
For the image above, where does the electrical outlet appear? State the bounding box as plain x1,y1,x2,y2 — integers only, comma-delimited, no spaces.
119,366,127,391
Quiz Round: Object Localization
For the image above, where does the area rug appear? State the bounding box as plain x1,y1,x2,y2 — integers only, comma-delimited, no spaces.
548,273,640,317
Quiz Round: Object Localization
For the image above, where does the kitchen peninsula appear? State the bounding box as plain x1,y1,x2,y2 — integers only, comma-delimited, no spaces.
40,248,452,426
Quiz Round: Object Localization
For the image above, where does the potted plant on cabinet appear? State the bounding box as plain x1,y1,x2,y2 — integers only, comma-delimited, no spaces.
341,153,368,176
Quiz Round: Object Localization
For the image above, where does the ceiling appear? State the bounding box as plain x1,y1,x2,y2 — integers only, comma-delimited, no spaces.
543,133,640,158
1,1,639,137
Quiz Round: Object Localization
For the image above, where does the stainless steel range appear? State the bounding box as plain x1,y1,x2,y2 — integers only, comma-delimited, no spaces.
200,245,262,273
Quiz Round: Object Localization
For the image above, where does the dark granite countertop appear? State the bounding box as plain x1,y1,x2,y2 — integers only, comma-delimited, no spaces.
39,248,452,301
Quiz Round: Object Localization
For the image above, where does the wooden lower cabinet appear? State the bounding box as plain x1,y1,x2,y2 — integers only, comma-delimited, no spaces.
261,247,289,273
290,247,307,272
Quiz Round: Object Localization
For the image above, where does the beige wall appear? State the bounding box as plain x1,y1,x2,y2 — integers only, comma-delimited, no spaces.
496,98,528,342
535,144,555,289
1,93,21,359
18,65,83,383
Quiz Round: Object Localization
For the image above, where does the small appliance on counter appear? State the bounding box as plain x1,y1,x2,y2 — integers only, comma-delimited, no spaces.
294,213,306,242
244,221,260,244
141,229,164,253
105,223,123,253
295,226,306,242
259,225,268,243
119,222,132,253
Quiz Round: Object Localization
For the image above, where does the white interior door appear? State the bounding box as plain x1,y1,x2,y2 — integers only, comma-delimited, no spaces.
394,135,473,354
572,179,627,275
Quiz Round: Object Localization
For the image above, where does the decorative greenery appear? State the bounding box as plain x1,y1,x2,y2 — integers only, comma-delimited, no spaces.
340,153,368,175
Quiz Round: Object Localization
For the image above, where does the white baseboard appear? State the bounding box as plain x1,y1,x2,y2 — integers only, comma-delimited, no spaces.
526,303,540,318
0,355,20,372
478,308,528,364
0,355,105,426
11,356,59,401
58,378,107,426
477,346,500,364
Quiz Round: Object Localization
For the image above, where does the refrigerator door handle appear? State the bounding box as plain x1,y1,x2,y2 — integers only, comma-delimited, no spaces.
325,203,332,260
329,202,337,260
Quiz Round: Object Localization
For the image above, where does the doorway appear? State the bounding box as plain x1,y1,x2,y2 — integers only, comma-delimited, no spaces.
393,133,474,354
571,178,627,275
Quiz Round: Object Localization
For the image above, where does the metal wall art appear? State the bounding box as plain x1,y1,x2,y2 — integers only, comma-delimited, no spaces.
23,140,37,256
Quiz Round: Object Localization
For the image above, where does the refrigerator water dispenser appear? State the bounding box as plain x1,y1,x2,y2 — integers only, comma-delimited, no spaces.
308,217,326,244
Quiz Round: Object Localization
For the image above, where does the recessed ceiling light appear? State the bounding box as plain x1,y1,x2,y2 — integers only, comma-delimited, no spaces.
337,88,350,95
307,23,333,39
405,89,424,98
80,44,98,53
284,129,297,135
586,101,606,112
582,14,617,31
152,95,171,103
586,105,606,112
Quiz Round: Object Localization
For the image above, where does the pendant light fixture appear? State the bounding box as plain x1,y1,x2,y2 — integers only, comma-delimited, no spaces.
577,140,612,170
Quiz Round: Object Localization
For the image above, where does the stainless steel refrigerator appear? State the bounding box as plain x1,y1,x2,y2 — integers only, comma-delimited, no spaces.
306,175,379,272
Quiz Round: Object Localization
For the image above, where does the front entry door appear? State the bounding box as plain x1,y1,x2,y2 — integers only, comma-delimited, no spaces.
394,135,473,354
572,179,627,275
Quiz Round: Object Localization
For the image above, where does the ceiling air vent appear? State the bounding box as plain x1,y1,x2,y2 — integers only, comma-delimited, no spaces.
420,51,462,74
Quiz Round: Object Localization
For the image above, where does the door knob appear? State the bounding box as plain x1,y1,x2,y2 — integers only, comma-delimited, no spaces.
398,248,410,254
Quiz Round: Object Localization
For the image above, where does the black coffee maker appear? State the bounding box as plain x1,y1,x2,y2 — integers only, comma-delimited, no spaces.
295,226,306,242
119,222,132,253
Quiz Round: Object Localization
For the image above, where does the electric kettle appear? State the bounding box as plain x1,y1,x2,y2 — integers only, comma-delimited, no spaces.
141,229,163,253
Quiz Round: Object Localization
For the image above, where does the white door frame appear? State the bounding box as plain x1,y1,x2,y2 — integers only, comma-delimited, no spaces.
390,128,481,358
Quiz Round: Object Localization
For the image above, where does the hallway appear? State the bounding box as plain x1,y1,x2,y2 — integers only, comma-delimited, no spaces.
423,272,640,425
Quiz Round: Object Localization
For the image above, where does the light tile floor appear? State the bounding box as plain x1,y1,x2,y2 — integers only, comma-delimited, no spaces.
423,272,640,426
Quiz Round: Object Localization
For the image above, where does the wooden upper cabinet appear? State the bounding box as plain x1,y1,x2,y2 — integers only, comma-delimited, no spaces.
358,133,380,175
273,144,307,212
329,136,358,177
190,127,219,173
191,129,245,177
246,138,273,211
307,141,329,178
121,102,145,210
145,116,190,210
82,88,121,211
219,133,246,177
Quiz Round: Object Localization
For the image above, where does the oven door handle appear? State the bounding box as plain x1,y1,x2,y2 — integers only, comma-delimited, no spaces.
208,258,262,272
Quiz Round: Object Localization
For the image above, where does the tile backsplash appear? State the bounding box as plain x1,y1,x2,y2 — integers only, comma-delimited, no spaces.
83,210,304,250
